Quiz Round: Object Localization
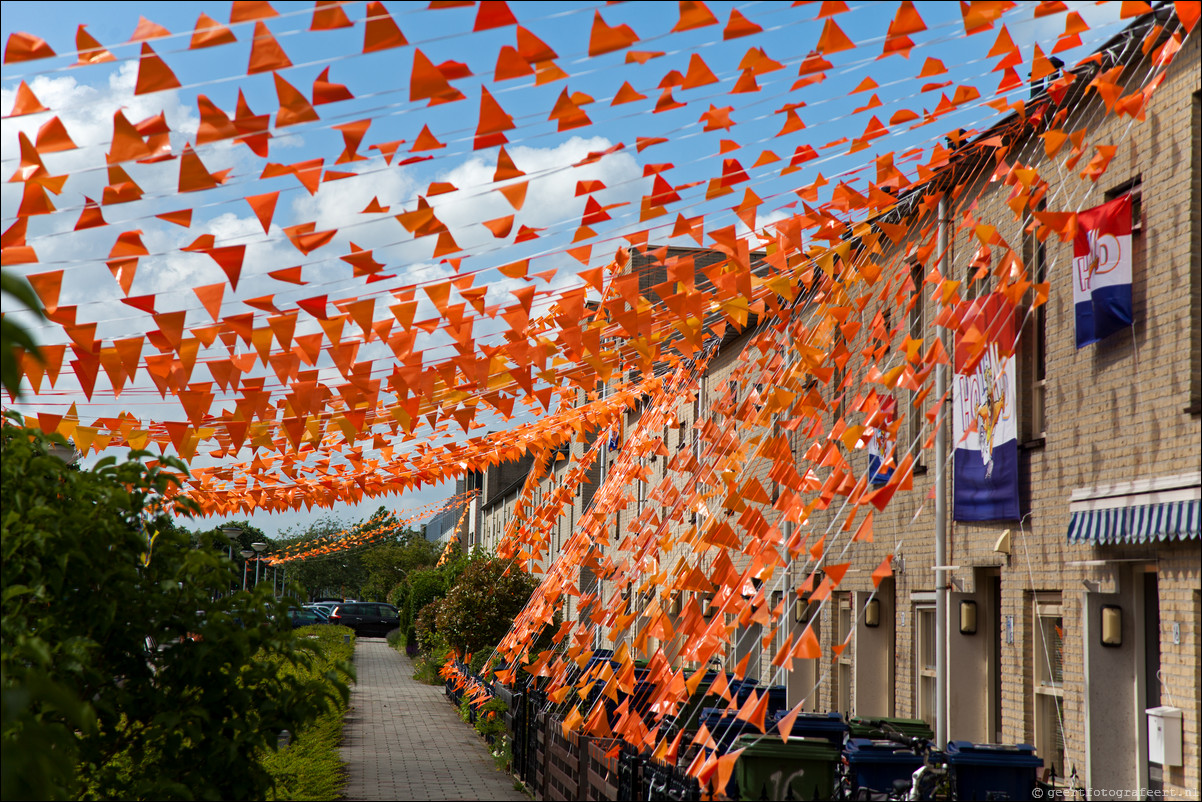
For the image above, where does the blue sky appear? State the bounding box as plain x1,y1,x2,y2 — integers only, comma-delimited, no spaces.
1,1,1129,538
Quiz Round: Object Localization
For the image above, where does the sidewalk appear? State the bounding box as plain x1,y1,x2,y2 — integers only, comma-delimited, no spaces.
340,638,528,801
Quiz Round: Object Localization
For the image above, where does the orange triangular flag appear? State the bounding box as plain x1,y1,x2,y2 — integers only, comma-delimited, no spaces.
6,81,48,116
74,197,105,231
178,145,218,192
364,1,408,52
412,124,445,151
724,8,763,39
313,66,354,105
76,25,116,64
190,13,236,49
312,1,353,30
128,16,171,42
792,624,821,659
871,555,893,588
246,192,279,233
248,20,291,73
134,43,181,95
231,1,278,23
274,73,319,127
674,1,718,31
156,209,193,228
410,48,464,104
588,10,639,56
815,17,855,54
484,215,515,238
852,510,874,542
4,32,56,63
36,116,77,153
776,703,801,743
27,270,62,315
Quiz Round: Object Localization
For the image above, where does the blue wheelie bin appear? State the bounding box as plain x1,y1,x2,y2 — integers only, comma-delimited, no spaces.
844,738,927,798
944,741,1043,800
770,710,849,748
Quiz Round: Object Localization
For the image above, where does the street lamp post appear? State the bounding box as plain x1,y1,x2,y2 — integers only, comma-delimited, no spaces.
220,525,242,597
240,549,255,590
251,542,268,588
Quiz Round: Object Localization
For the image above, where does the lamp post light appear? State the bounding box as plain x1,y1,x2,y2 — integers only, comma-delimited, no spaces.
219,525,242,598
240,549,255,590
220,525,241,558
251,542,268,588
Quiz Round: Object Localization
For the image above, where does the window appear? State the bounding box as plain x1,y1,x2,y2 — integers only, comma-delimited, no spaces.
1105,177,1142,234
916,605,937,725
907,259,927,467
1033,594,1065,780
1190,91,1201,413
836,593,854,716
1020,204,1048,444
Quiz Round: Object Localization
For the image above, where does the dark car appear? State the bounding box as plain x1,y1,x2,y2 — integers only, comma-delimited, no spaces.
327,602,400,637
287,607,329,629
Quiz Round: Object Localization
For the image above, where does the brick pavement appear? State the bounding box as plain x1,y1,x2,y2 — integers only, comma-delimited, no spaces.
340,639,528,801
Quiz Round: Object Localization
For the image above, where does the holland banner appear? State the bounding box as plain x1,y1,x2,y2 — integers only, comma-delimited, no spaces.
1073,195,1134,348
953,294,1019,521
867,394,896,485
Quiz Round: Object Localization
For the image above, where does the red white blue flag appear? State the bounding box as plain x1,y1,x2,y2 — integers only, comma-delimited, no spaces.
1073,195,1133,348
867,394,896,485
953,294,1019,521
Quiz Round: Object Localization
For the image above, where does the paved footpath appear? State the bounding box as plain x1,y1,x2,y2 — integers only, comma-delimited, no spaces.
340,638,528,801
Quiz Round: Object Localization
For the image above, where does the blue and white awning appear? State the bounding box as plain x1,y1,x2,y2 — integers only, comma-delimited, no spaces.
1067,498,1201,545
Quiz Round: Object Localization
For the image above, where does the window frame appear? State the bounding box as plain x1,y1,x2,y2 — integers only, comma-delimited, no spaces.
915,603,937,726
1033,593,1065,780
836,593,854,716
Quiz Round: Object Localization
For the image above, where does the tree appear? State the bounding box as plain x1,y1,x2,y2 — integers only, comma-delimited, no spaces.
1,268,44,400
361,531,439,604
274,517,367,601
1,419,349,800
435,558,540,659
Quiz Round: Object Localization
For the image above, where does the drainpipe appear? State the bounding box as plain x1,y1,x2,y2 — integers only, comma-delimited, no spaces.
935,195,951,749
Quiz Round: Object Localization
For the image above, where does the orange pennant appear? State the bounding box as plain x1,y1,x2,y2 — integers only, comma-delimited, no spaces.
75,25,116,64
5,81,47,117
134,43,181,95
588,10,639,57
190,13,236,48
274,73,319,127
364,1,408,52
246,192,279,233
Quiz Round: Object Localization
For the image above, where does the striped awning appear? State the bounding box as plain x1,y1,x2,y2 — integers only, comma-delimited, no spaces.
1067,498,1201,545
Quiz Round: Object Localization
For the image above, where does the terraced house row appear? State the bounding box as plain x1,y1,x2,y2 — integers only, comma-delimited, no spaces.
444,9,1201,798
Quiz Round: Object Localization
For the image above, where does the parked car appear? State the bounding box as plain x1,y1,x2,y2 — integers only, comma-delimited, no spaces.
306,602,337,617
327,602,400,637
288,607,329,628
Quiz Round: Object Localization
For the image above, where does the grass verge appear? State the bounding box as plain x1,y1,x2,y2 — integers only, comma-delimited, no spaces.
262,625,355,801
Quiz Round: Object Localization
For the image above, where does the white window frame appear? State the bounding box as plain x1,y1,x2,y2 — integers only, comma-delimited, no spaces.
1033,593,1065,780
836,593,854,716
915,603,937,726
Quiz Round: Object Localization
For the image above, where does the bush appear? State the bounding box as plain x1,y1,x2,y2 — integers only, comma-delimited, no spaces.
413,598,445,654
474,697,507,742
261,626,355,801
435,558,539,658
406,568,446,637
1,420,348,800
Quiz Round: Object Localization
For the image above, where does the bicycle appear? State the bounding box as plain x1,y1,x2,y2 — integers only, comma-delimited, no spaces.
842,725,953,801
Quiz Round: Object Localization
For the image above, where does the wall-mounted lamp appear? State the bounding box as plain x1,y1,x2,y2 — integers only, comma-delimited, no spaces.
959,600,978,635
771,590,783,610
1101,605,1122,647
993,529,1011,556
864,598,881,628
